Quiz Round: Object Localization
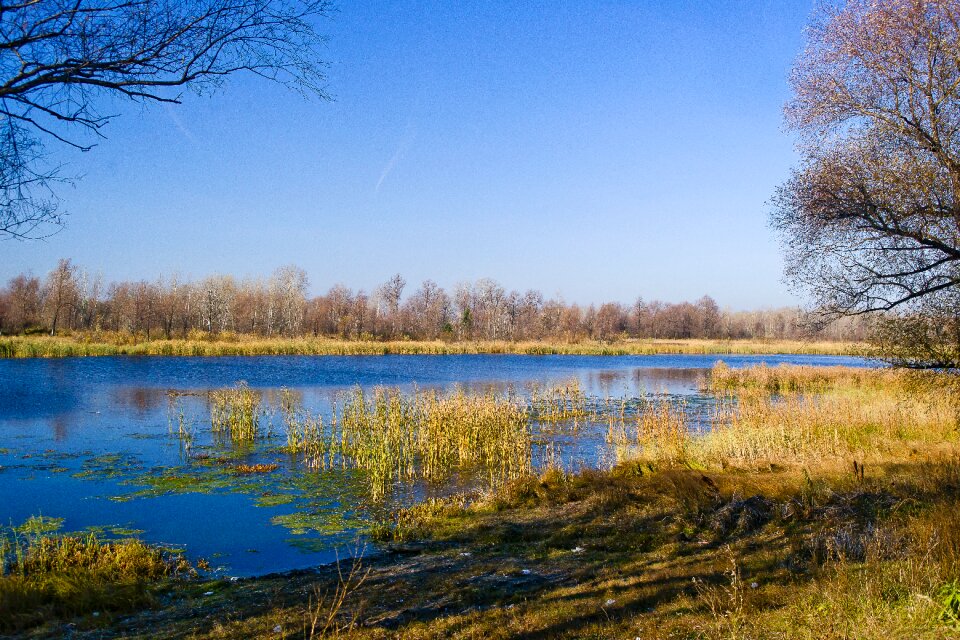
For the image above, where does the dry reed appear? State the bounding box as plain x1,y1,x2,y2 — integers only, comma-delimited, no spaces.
209,382,262,442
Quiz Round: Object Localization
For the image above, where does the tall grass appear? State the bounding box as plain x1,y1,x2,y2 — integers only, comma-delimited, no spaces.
708,361,949,394
528,380,588,422
698,364,960,469
597,364,960,472
280,387,324,453
605,396,691,466
0,528,191,632
278,386,531,498
209,382,262,442
0,334,866,358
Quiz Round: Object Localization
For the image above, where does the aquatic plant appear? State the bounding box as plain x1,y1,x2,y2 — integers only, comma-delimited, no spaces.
209,382,262,442
603,395,690,467
0,522,192,632
276,386,532,498
280,387,325,455
528,380,588,422
0,334,866,359
233,463,279,474
335,386,532,498
635,396,690,466
166,392,197,448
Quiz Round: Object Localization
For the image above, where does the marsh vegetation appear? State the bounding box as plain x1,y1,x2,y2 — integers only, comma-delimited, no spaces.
9,361,959,638
0,517,193,633
0,334,865,358
7,355,959,638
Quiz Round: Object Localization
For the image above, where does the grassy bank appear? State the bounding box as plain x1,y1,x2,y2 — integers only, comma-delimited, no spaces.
1,519,193,634
0,334,866,358
17,364,960,639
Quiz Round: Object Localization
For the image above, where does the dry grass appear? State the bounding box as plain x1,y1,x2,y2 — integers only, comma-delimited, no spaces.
280,387,532,498
698,363,960,469
209,382,262,443
708,361,949,394
0,528,192,633
0,334,865,358
598,363,960,474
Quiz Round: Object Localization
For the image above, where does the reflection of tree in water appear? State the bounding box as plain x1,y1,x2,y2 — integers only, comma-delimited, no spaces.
586,370,629,396
51,415,68,441
632,368,707,395
579,368,706,396
113,387,170,414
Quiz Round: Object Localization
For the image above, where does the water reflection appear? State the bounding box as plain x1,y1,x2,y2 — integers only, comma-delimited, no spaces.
50,415,68,442
0,353,873,575
113,387,169,413
632,368,707,394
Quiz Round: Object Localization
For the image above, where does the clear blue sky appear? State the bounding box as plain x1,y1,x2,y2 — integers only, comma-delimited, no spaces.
0,0,816,308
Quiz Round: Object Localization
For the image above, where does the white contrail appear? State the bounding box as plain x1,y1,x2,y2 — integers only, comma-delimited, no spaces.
163,102,197,144
375,125,416,193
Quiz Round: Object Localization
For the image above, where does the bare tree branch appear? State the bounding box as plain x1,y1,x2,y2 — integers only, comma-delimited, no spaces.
0,0,333,239
774,0,960,367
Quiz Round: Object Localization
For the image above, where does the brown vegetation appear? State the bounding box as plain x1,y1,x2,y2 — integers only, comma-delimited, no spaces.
0,261,871,344
15,364,960,639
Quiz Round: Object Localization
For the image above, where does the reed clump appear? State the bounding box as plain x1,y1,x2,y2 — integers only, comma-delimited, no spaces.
279,387,531,498
528,380,588,422
209,382,262,442
0,529,191,632
636,397,690,466
0,334,865,358
337,387,531,497
697,363,960,469
280,388,324,453
605,396,691,467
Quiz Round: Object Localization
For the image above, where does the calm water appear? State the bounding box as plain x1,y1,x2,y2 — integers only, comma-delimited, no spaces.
0,353,871,575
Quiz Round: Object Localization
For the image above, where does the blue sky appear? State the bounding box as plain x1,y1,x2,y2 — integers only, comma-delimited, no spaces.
0,0,815,308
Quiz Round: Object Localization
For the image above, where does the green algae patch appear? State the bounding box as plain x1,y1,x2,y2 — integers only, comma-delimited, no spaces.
270,509,366,537
14,515,65,536
254,493,295,507
73,453,145,480
83,524,147,538
121,467,246,498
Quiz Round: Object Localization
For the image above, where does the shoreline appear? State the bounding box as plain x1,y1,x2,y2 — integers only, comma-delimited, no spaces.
4,364,956,639
0,336,868,359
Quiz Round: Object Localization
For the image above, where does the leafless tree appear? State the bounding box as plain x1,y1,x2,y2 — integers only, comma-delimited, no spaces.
0,260,875,342
374,274,405,338
772,0,960,365
593,302,626,341
269,265,308,336
403,279,449,339
1,272,42,331
43,257,77,334
0,0,333,239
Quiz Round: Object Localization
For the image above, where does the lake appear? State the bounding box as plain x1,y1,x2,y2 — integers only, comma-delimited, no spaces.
0,353,871,576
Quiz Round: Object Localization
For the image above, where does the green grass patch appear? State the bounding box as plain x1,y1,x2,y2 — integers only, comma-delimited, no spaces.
0,520,194,633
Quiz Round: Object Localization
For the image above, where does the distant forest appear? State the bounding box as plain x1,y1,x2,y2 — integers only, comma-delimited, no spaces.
0,260,870,341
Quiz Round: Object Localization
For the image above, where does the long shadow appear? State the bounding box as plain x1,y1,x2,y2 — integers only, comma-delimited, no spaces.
98,459,960,638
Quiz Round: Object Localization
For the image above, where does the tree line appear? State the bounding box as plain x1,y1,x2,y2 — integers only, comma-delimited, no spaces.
0,259,869,342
